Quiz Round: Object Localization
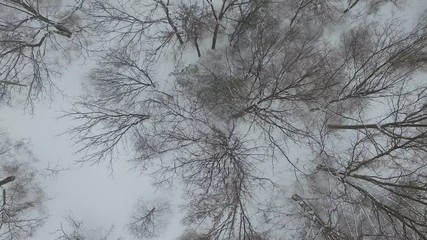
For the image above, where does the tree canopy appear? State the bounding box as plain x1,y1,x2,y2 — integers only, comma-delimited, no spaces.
2,0,427,239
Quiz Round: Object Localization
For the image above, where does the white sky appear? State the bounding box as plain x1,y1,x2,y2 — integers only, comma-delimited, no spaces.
1,1,427,240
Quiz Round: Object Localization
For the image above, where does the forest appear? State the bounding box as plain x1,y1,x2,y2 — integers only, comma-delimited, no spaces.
1,0,427,239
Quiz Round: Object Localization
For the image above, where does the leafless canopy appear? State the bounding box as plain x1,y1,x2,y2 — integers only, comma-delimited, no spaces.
0,0,87,106
54,213,115,240
0,134,47,240
127,198,170,239
64,0,427,239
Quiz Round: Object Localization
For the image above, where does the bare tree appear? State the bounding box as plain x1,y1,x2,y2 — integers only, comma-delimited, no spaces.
343,0,404,14
289,37,427,238
85,0,291,59
0,134,47,240
128,198,170,239
65,0,427,239
54,214,87,240
0,0,87,106
177,230,210,240
54,213,115,240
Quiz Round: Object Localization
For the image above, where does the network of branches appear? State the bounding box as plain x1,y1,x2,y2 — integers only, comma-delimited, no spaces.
2,0,427,239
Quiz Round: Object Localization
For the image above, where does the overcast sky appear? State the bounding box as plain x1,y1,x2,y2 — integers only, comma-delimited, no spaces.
1,1,427,240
